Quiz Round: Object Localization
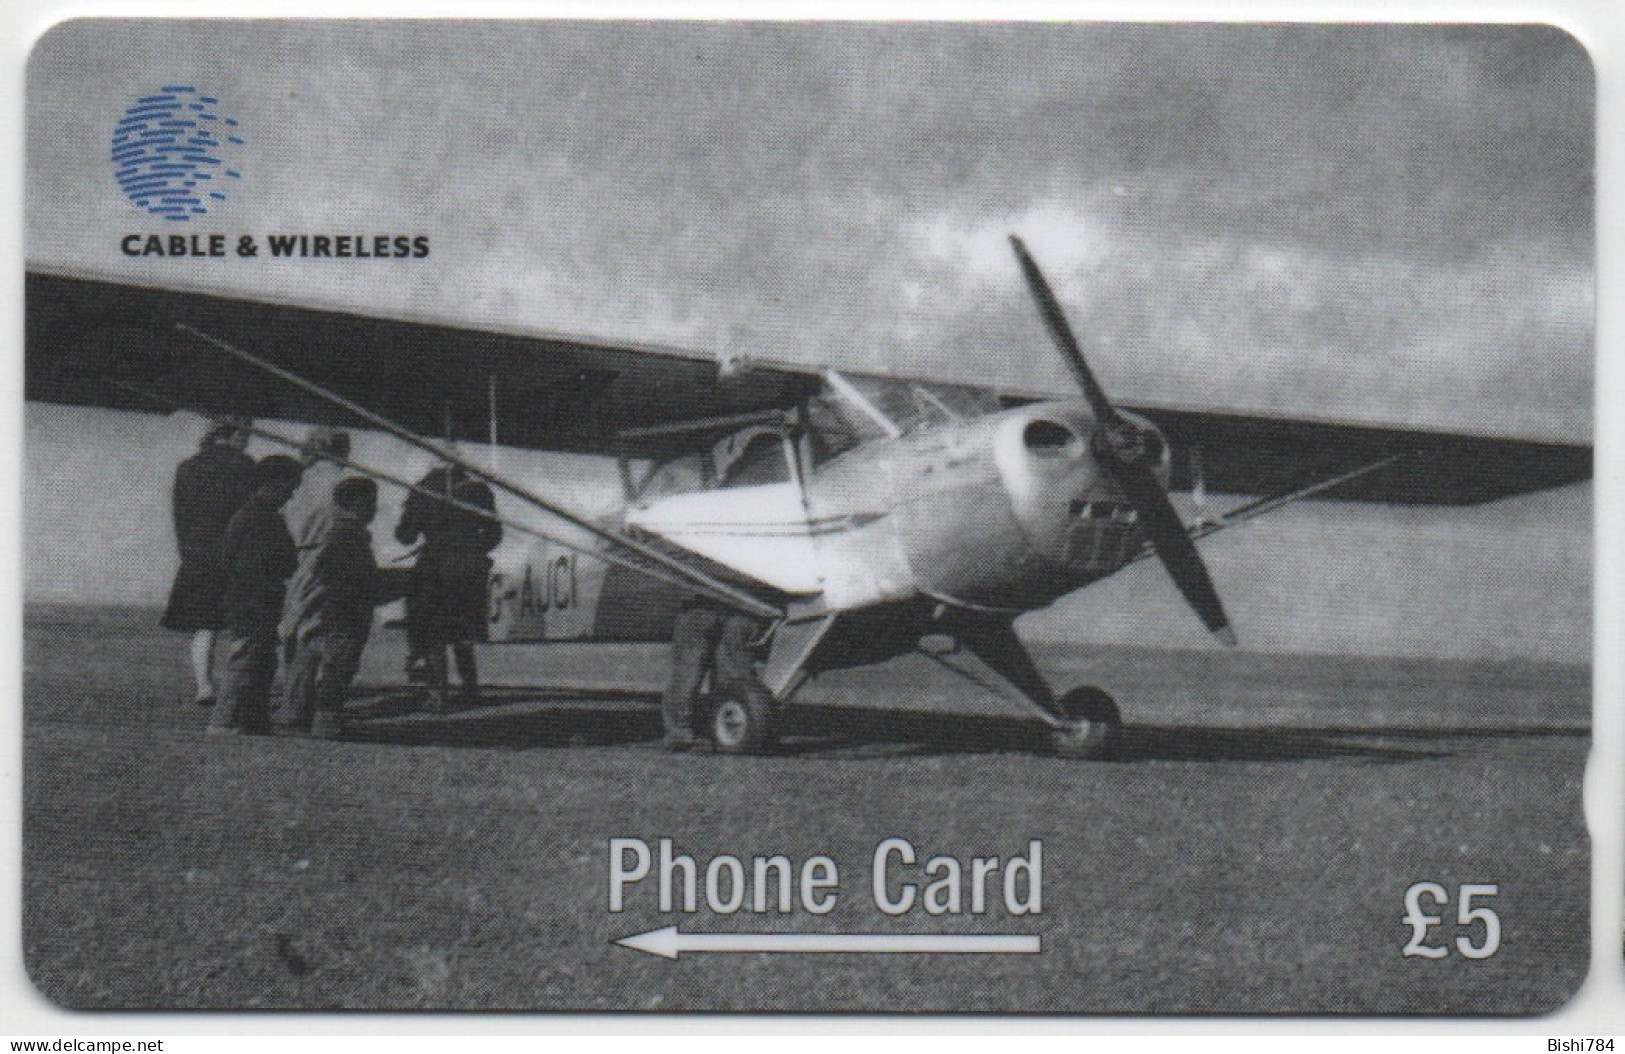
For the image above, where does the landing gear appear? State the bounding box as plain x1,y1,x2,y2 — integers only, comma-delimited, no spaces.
706,689,777,755
950,614,1123,760
1048,685,1121,759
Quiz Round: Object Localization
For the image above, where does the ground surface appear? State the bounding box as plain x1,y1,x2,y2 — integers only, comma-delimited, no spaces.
22,604,1589,1013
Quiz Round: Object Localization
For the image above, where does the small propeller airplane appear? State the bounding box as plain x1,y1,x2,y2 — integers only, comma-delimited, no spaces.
25,237,1591,756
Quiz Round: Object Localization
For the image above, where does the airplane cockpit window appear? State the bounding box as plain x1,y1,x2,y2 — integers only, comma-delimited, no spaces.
913,382,1002,422
804,396,868,465
630,452,709,502
714,426,790,487
628,426,793,502
806,373,1001,465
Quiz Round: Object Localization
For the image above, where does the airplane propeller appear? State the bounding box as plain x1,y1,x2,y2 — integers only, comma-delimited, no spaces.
1009,235,1237,647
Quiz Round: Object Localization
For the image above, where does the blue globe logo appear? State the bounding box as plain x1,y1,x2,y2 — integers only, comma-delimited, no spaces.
111,86,243,221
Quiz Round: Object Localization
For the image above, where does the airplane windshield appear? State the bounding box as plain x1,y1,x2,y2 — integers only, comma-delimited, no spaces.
807,373,1001,463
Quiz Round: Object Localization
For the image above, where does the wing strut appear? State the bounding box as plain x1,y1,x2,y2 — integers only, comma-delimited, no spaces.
174,323,782,620
1187,454,1411,541
1124,452,1413,568
113,380,746,601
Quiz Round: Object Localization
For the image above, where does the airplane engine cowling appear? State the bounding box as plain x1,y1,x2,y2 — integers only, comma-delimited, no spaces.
991,405,1101,570
983,402,1173,606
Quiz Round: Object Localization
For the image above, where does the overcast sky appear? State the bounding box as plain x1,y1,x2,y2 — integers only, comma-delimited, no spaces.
27,20,1592,434
22,20,1593,659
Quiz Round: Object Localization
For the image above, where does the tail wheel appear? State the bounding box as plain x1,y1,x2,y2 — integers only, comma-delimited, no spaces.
1049,685,1121,759
707,690,777,755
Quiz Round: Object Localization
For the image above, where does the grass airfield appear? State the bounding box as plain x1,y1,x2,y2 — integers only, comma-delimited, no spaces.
22,604,1589,1013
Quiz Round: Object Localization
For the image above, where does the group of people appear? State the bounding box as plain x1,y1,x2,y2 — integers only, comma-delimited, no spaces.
161,416,774,751
160,419,501,738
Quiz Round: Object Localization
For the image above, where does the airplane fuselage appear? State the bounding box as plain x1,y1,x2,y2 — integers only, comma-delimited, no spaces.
491,400,1169,642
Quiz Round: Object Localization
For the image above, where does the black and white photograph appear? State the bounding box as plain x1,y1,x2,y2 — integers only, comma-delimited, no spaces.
19,18,1593,1015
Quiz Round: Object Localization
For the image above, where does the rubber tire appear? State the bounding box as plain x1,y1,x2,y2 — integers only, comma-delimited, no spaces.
1049,685,1121,760
707,690,777,755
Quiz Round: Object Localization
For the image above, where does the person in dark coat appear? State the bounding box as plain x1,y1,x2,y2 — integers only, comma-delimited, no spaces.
395,462,501,708
161,417,254,707
210,455,303,735
284,477,403,738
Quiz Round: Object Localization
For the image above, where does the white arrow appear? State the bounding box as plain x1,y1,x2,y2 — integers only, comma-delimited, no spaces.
613,925,1041,960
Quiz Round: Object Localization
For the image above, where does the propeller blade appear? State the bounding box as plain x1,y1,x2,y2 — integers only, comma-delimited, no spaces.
1008,235,1125,428
1009,234,1234,644
1108,457,1236,646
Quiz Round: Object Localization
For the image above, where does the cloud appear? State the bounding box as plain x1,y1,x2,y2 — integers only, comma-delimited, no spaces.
27,20,1592,434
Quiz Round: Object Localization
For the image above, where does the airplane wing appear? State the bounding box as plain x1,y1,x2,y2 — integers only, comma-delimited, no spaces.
26,268,821,462
1126,406,1588,506
26,268,1590,504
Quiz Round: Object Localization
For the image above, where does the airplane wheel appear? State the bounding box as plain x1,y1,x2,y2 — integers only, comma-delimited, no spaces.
1049,686,1120,759
707,691,776,755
